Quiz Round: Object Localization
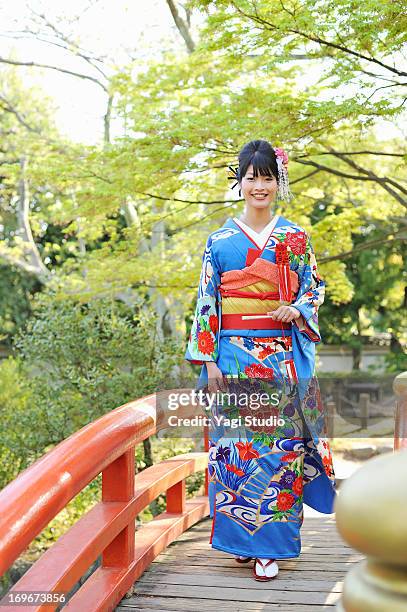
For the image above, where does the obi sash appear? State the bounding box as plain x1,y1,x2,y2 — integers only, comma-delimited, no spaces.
220,256,299,330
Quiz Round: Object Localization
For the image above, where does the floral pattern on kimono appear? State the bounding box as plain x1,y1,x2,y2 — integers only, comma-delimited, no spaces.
185,233,221,364
273,228,325,342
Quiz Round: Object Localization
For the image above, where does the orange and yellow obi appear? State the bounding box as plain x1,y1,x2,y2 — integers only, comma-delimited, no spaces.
220,257,300,330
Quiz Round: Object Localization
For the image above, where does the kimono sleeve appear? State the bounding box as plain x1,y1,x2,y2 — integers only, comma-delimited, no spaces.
185,234,221,365
291,234,325,343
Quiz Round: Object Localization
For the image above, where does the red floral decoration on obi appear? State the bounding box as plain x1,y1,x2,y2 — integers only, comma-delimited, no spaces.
275,241,289,264
284,231,307,255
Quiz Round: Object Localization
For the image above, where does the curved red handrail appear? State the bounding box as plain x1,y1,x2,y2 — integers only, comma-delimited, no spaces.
0,391,209,611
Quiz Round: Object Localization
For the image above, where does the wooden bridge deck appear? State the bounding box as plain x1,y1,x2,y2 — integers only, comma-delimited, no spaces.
116,513,363,612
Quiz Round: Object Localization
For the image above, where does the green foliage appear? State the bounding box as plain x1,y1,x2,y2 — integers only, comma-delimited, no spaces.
320,225,406,367
0,356,36,486
11,292,181,447
0,266,40,347
0,292,183,493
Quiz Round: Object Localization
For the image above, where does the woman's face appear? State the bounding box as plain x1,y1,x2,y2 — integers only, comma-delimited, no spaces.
240,164,277,208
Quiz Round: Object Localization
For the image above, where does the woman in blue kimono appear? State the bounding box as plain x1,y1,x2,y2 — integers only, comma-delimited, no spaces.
185,139,336,581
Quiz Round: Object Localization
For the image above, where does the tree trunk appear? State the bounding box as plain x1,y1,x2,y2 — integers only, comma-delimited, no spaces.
352,307,362,370
142,438,153,469
352,346,361,371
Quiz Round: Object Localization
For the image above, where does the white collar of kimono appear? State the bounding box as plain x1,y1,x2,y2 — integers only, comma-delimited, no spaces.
233,214,279,249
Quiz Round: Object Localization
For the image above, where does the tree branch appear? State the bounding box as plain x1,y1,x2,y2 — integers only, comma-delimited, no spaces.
296,159,407,208
133,190,241,205
327,148,407,197
0,31,107,71
296,150,406,158
166,0,195,53
0,56,108,92
320,230,406,263
29,10,109,80
0,157,50,282
229,2,407,77
0,93,41,133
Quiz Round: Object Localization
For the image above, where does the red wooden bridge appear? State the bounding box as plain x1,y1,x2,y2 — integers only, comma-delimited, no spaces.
1,376,406,611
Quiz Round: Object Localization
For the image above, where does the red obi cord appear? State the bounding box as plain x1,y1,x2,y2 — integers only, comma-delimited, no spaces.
221,314,291,330
275,242,292,302
220,288,282,300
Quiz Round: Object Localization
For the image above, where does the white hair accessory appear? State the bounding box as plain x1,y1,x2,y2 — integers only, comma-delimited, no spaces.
274,147,294,202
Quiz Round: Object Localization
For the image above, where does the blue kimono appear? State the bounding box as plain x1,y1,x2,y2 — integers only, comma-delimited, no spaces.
185,215,336,559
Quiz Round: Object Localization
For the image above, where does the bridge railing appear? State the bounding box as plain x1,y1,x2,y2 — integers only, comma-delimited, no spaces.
335,371,407,611
0,391,209,611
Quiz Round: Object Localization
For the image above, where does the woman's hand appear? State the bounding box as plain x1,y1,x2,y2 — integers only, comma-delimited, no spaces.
269,305,301,323
206,361,227,394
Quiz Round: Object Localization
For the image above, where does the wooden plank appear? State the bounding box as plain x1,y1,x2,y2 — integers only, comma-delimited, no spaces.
117,598,337,611
165,542,354,552
130,583,341,605
181,523,339,533
150,555,358,572
152,553,363,566
176,545,352,552
178,527,341,538
178,523,340,533
172,533,350,546
178,533,345,542
154,548,364,563
177,527,345,538
145,565,347,580
181,523,342,540
190,517,336,524
116,597,337,611
152,559,360,575
136,572,343,592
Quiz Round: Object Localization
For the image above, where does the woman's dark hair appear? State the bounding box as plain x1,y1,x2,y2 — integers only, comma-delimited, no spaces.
238,139,279,184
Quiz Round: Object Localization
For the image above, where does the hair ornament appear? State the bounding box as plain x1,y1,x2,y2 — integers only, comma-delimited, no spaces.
227,164,241,196
274,147,294,202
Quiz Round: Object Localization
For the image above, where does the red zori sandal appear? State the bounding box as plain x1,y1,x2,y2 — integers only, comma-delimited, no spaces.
234,555,253,564
252,558,279,581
